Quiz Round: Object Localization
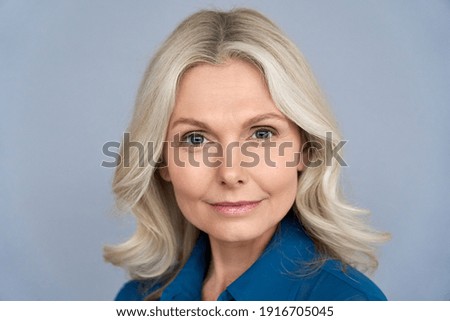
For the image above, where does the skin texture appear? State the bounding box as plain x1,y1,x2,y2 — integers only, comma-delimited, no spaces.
160,59,303,300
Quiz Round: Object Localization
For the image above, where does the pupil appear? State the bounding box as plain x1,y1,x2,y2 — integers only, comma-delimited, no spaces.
257,130,269,138
190,134,203,144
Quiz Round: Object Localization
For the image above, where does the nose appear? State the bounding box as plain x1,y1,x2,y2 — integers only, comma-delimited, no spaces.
217,141,248,187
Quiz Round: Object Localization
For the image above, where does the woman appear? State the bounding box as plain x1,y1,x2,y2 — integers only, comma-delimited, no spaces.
104,8,389,301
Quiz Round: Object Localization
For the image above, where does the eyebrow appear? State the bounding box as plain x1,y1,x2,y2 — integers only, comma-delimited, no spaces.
170,112,287,130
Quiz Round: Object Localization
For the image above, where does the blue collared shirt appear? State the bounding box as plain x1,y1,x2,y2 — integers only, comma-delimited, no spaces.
115,213,387,300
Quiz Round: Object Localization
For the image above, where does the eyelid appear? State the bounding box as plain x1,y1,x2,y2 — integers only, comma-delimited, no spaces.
251,126,278,134
252,125,277,131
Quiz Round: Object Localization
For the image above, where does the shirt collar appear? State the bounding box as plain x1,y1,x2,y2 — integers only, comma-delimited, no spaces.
160,211,317,301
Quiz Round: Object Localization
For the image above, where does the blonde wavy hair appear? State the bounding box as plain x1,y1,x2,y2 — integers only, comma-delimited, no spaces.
104,8,388,292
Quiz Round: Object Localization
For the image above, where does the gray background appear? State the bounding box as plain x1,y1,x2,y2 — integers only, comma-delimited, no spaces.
1,0,449,300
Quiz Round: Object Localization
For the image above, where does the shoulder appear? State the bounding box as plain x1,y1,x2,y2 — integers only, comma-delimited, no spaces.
115,280,161,301
293,260,387,301
279,214,386,301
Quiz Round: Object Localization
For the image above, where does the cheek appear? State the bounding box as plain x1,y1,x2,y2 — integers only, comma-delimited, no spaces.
169,166,201,196
166,152,212,203
169,172,201,222
251,141,300,196
255,165,299,195
167,165,213,230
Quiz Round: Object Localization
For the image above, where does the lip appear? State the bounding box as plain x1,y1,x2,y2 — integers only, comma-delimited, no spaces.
209,200,262,216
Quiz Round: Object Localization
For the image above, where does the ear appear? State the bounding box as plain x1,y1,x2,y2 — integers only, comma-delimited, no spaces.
158,166,171,182
297,149,305,172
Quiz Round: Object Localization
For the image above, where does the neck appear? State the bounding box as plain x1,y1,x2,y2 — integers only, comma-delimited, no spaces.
202,226,277,300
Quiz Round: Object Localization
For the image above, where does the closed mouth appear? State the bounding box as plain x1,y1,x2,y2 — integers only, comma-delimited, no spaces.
209,200,262,215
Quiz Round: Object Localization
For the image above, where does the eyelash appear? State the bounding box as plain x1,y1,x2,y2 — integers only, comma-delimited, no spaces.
178,127,277,146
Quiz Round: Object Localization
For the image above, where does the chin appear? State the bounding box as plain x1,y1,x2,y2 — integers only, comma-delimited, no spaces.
204,222,276,244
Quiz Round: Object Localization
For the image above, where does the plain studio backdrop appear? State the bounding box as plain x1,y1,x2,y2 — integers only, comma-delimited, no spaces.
1,0,449,300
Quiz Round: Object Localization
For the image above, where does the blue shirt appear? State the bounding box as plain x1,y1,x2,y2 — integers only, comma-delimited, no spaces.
115,213,387,300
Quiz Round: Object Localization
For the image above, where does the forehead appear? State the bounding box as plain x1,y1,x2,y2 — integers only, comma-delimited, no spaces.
172,59,280,120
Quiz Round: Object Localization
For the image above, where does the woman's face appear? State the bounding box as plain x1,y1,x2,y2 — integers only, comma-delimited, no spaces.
161,59,303,244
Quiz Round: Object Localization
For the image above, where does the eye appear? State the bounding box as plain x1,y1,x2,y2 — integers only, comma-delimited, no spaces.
251,128,275,140
181,132,208,145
